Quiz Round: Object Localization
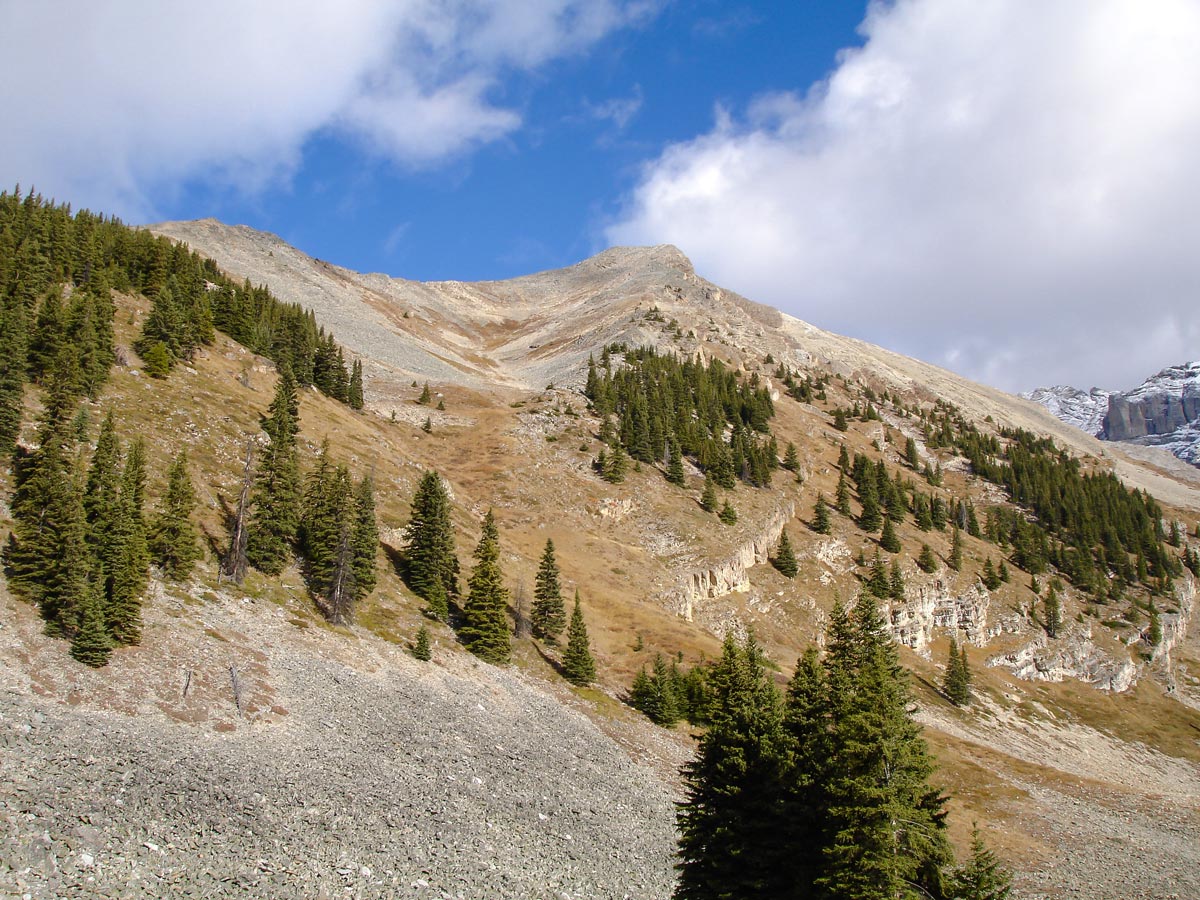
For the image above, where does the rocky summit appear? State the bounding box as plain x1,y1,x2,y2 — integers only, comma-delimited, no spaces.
3,206,1200,900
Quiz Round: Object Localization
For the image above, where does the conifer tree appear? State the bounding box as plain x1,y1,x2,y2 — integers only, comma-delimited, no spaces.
949,524,964,571
413,624,432,661
675,633,789,899
351,473,378,602
1147,598,1162,648
417,382,432,405
782,441,800,472
943,635,971,706
602,442,628,483
835,470,852,516
718,499,738,525
246,365,302,575
879,513,901,552
1044,581,1062,638
858,477,882,532
348,359,364,410
0,297,28,456
106,439,149,645
889,559,906,599
772,530,798,578
948,826,1013,900
905,436,920,469
665,438,686,486
918,543,938,573
630,654,680,726
460,510,511,664
403,470,458,619
867,550,891,599
562,590,596,686
70,576,112,668
531,539,567,643
982,557,1001,590
149,450,202,580
812,494,832,534
142,342,172,378
699,475,718,513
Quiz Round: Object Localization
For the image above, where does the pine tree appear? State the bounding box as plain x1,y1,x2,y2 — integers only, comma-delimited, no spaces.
106,439,149,645
772,530,798,577
812,494,832,534
602,442,628,483
943,636,971,706
460,510,511,664
699,475,718,513
413,624,432,661
141,341,172,378
417,382,432,405
815,594,954,899
403,470,458,620
889,559,906,599
1147,598,1162,648
422,416,432,433
718,499,738,525
835,470,852,516
879,513,901,553
675,633,789,899
858,477,882,532
531,539,567,643
70,576,112,668
948,826,1013,900
149,450,202,580
1044,582,1062,638
246,365,301,575
918,543,938,573
350,473,378,602
867,550,890,599
905,436,920,469
666,438,686,486
348,359,364,410
949,524,964,571
782,442,800,472
0,296,28,456
982,557,1002,590
561,590,596,686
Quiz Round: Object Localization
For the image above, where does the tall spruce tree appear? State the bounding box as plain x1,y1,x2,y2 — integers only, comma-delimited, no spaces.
149,450,203,580
949,524,964,572
836,470,852,516
772,529,798,578
460,510,511,664
348,359,364,410
403,470,458,619
561,590,596,686
0,296,28,455
106,439,149,645
246,365,302,575
351,473,378,603
943,635,971,706
812,494,832,534
948,826,1014,900
666,438,686,486
880,513,901,553
531,539,567,643
675,633,790,899
70,574,112,668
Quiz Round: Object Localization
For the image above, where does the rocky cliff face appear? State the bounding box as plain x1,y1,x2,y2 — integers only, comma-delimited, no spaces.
1026,361,1200,467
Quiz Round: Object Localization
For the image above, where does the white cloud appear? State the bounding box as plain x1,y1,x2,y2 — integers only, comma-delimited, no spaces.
0,0,648,221
607,0,1200,392
585,85,644,130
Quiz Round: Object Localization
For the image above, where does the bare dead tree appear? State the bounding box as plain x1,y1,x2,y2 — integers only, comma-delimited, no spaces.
221,439,254,585
512,580,531,638
326,518,356,626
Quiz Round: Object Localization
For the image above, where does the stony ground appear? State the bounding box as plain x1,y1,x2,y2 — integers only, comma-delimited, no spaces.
0,590,681,900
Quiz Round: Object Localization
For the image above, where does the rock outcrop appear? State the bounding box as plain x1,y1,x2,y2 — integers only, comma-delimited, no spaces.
885,580,999,651
664,502,796,623
1020,385,1111,435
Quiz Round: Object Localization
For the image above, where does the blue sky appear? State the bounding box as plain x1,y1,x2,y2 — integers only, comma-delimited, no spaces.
3,1,1199,392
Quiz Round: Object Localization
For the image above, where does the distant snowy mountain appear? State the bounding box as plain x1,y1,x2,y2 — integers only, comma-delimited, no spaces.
1019,385,1111,436
1024,362,1200,467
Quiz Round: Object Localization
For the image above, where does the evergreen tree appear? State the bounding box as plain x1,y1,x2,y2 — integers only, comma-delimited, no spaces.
348,359,364,410
943,636,971,706
948,826,1013,900
675,633,789,899
403,470,458,619
351,473,378,603
982,558,1002,590
1044,582,1062,638
246,365,302,575
602,442,628,483
772,529,798,578
106,439,149,645
699,475,718,513
836,470,852,516
918,543,938,574
630,654,680,726
531,539,567,643
141,341,172,378
889,559,906,600
718,499,738,525
417,382,432,405
867,550,891,599
949,524,964,571
1147,598,1162,648
460,510,511,664
782,442,800,472
413,624,432,661
859,477,882,532
149,450,202,580
666,438,686,486
70,576,112,668
879,514,901,553
812,494,832,534
0,296,28,456
905,436,920,469
562,590,596,686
